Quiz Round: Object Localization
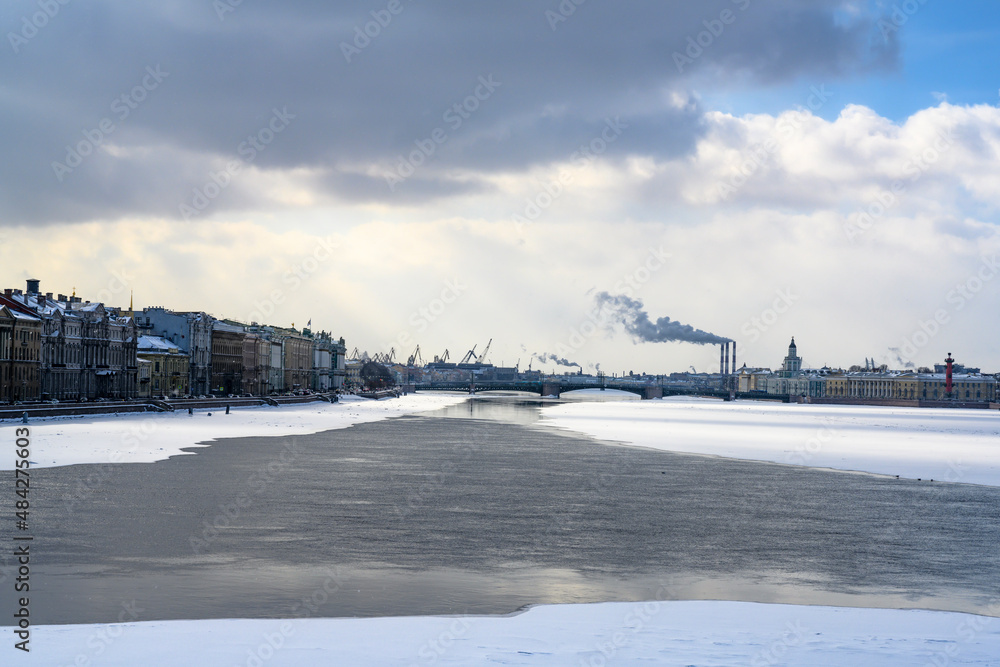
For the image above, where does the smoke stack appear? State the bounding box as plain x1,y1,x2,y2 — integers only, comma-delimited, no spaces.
26,278,40,295
720,344,725,376
732,343,737,374
725,342,731,376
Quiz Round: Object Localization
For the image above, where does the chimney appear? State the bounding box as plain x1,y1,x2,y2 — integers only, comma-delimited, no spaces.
26,278,40,295
45,292,53,300
732,343,737,374
720,344,725,376
724,342,730,376
58,294,66,302
4,288,11,298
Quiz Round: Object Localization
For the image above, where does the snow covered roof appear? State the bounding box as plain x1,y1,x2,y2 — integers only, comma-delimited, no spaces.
7,308,41,322
213,321,246,333
138,335,181,353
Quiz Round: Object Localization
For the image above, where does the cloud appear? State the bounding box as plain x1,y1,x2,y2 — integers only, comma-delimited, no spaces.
629,101,1000,228
0,0,896,224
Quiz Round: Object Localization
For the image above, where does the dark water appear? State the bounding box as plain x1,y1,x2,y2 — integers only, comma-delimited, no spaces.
4,397,1000,624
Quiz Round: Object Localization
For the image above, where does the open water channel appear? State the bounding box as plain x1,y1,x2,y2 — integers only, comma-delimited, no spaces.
6,395,1000,625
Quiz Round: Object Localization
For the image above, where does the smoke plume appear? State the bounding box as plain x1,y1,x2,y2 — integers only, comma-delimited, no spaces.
888,348,916,370
533,353,582,369
594,292,731,346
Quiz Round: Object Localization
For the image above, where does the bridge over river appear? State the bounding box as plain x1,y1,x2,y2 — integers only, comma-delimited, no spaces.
409,380,774,401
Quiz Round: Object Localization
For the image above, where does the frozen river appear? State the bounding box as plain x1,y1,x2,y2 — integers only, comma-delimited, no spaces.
7,396,1000,625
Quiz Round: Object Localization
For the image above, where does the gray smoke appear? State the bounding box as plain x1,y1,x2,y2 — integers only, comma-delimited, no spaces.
533,353,582,369
595,292,731,346
888,348,916,370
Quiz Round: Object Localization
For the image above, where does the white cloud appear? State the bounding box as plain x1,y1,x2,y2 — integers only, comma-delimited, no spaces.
4,101,1000,373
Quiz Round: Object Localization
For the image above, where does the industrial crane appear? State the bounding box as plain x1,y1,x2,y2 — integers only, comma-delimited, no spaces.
479,338,493,365
459,344,478,365
372,348,396,364
433,349,450,364
407,345,424,367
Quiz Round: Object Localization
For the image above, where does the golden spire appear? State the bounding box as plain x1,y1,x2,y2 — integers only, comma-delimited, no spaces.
129,290,134,318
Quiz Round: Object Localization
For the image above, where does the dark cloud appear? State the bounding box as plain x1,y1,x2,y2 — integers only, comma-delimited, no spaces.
0,0,897,223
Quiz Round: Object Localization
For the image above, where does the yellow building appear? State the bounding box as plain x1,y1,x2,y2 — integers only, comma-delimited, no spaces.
825,375,848,397
138,335,190,398
918,374,996,402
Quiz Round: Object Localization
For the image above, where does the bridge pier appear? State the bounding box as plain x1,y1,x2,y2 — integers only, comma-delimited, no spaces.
642,386,663,400
540,382,561,398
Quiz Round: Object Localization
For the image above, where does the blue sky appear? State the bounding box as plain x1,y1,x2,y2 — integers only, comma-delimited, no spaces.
709,0,1000,122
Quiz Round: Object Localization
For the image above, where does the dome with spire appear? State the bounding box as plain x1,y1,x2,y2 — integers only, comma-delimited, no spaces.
782,337,802,375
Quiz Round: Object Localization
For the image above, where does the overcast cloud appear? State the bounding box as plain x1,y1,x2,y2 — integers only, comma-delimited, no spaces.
1,0,895,223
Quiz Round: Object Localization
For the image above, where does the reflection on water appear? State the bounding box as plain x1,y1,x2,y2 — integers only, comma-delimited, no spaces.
429,391,639,426
11,395,1000,625
25,562,998,625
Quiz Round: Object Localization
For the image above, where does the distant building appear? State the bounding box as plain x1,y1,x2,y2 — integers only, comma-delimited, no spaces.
918,373,995,402
269,339,283,394
0,304,42,402
762,338,824,397
267,327,311,392
345,360,363,389
3,280,137,401
138,335,190,398
140,308,213,395
780,337,802,375
211,321,246,396
310,331,333,392
736,367,770,393
242,332,272,396
137,358,152,398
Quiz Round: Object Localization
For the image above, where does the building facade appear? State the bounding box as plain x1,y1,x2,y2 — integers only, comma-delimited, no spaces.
137,359,152,398
271,328,312,392
3,281,137,401
140,308,213,396
0,305,42,403
241,333,272,396
138,335,190,398
211,322,245,396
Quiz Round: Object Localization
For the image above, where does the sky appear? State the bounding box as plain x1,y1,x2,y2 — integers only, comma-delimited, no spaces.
1,0,999,375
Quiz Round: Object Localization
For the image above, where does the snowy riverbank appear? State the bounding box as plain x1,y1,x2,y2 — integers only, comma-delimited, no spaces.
0,393,469,470
543,396,1000,487
6,599,999,666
